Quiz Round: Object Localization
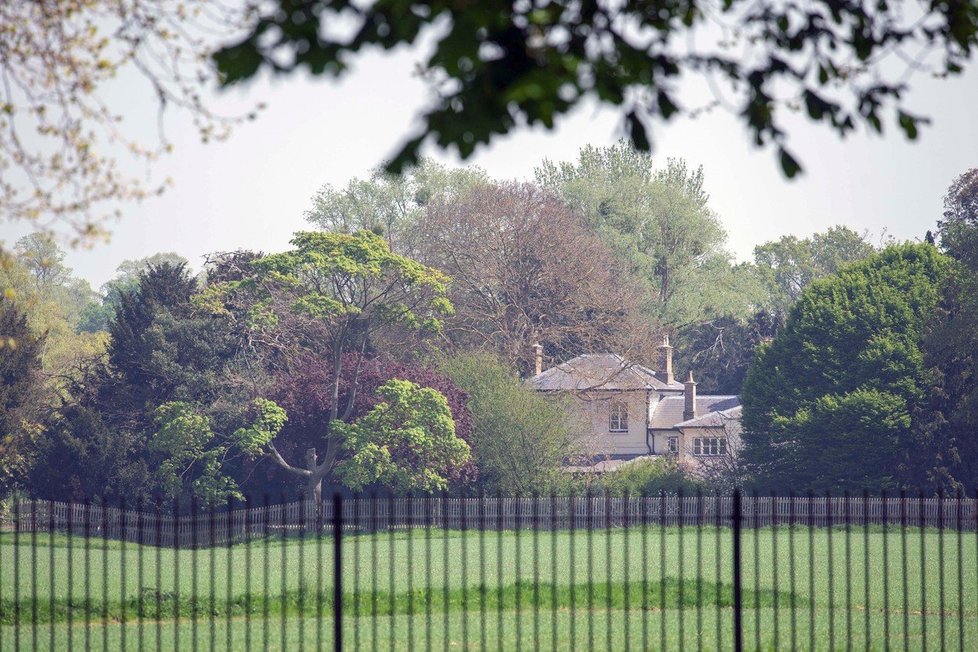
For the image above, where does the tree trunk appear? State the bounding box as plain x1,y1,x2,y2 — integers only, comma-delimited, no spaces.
305,447,323,504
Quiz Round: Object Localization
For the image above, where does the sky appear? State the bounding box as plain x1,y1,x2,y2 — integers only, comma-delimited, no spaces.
2,42,977,289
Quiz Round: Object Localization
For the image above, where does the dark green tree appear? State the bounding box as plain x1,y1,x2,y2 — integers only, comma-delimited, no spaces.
741,243,951,492
0,298,46,493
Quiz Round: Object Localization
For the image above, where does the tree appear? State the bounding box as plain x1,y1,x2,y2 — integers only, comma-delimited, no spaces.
741,243,951,492
536,145,752,327
912,169,978,490
203,230,452,502
214,0,977,177
0,298,46,493
753,226,876,317
0,1,258,243
305,159,488,254
414,180,655,369
334,379,470,493
438,351,578,494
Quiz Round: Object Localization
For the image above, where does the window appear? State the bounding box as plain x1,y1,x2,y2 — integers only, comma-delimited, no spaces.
609,402,628,432
667,437,679,454
692,437,728,456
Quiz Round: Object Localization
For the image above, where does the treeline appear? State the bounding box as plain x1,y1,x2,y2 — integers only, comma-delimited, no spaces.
3,143,943,503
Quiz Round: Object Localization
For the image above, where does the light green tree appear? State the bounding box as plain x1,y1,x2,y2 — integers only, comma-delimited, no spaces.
150,398,287,505
334,379,469,493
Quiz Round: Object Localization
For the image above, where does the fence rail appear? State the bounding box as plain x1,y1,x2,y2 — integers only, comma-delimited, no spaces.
3,495,976,547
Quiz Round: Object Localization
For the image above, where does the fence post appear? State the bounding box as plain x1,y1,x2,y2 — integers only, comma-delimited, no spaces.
732,488,743,652
332,493,343,652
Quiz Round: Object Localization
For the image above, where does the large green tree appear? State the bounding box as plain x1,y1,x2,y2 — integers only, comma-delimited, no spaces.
741,243,951,492
203,230,452,502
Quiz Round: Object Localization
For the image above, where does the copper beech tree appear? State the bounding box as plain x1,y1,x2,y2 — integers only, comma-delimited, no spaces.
414,182,657,372
201,230,453,502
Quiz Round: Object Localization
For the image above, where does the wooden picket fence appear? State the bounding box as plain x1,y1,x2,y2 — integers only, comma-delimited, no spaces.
2,495,975,548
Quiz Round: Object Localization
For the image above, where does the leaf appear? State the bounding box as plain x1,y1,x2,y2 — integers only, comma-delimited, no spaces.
778,146,802,178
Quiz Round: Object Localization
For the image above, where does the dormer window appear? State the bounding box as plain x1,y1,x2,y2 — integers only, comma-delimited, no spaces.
609,401,628,432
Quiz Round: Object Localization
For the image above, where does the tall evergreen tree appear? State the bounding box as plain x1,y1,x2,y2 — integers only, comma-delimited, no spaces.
741,244,950,492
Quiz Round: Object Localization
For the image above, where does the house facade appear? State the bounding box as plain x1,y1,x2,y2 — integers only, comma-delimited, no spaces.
526,338,742,473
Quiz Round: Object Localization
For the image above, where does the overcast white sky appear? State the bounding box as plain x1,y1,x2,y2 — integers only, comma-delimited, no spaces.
2,43,977,289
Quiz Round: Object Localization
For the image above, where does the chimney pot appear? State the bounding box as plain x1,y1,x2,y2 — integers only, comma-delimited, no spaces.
532,343,544,376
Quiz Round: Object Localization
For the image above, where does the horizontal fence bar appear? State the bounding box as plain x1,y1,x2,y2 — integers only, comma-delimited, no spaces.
2,495,975,547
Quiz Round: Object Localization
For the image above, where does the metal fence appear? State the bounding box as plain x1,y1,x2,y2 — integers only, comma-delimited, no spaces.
1,491,976,650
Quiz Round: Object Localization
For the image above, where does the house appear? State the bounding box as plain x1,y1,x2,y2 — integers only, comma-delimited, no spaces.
526,337,742,473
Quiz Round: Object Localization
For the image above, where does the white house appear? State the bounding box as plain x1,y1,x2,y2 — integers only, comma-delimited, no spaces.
526,337,742,473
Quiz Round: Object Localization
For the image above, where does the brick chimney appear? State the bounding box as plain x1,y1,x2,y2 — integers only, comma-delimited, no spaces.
657,335,674,385
532,343,544,376
683,371,697,421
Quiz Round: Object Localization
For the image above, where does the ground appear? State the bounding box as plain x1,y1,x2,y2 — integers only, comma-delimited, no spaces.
0,525,975,650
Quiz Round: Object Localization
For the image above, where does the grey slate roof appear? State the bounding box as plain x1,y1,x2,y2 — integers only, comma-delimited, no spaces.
650,396,741,429
527,353,684,392
674,404,743,428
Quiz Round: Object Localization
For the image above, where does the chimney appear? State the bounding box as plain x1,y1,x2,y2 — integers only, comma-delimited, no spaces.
532,343,544,376
683,371,697,421
657,335,674,385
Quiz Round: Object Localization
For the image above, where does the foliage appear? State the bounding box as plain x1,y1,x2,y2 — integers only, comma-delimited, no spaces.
741,243,951,491
202,230,454,500
0,1,258,243
753,226,876,318
150,398,287,504
305,159,488,254
333,380,469,493
438,351,577,494
214,0,977,177
0,298,46,493
912,169,978,491
414,180,655,369
536,145,756,327
597,457,704,497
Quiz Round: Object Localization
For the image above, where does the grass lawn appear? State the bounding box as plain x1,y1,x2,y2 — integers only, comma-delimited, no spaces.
1,524,976,649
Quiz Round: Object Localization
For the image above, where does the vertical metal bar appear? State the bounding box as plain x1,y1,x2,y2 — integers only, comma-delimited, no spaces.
426,492,433,651
732,488,743,652
67,501,75,651
32,499,40,652
753,490,760,649
13,499,21,650
586,491,594,651
173,499,182,651
771,491,780,651
262,496,271,652
938,490,946,651
407,493,415,650
372,493,379,652
623,492,631,652
919,491,927,651
85,500,93,652
103,501,110,652
678,489,686,650
388,493,395,652
533,493,541,652
280,496,287,652
332,493,343,652
226,498,234,652
827,491,835,651
882,490,890,648
641,492,649,651
192,498,199,652
956,490,964,652
208,502,216,652
244,497,252,652
49,500,57,652
482,492,489,652
550,493,558,652
659,491,666,652
863,490,871,650
497,493,505,652
316,497,324,652
569,492,577,652
464,493,472,650
696,490,704,652
604,489,612,652
715,492,722,650
442,493,450,652
808,492,815,652
900,490,909,652
844,491,852,652
789,492,797,651
298,498,307,652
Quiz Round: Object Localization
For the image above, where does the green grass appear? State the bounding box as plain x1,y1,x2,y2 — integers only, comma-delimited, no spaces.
1,525,977,649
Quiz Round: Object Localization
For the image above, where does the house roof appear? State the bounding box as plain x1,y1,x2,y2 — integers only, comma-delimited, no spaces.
650,395,741,429
527,353,684,392
674,404,743,428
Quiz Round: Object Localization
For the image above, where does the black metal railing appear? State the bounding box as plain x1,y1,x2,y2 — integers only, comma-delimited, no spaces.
0,490,975,650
